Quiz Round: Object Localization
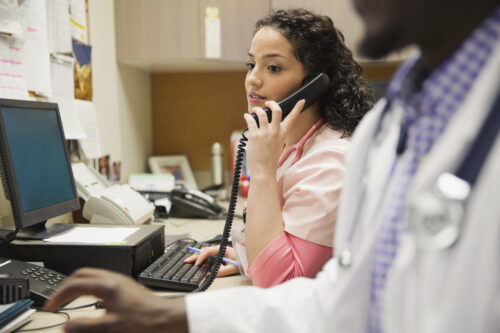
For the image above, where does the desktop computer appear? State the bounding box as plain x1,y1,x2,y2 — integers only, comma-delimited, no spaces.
0,98,165,305
0,98,80,239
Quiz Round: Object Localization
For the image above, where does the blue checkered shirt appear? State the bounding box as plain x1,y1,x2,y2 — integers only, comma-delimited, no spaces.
369,7,500,332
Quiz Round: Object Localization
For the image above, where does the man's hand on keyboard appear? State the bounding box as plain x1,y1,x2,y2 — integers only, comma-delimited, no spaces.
44,268,188,333
184,246,240,277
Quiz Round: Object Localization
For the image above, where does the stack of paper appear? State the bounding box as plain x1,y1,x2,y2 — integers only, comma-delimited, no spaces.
129,173,175,193
0,298,35,333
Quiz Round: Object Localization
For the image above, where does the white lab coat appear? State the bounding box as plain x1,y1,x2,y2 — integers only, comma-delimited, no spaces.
186,43,500,333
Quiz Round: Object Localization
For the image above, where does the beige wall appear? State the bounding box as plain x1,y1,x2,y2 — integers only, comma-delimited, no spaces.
88,0,152,179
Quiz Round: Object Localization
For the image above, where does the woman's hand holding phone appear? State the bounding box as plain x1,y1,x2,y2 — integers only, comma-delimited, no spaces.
244,99,305,178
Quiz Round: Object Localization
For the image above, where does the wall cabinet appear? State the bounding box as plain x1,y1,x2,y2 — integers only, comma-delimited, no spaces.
115,0,270,72
115,0,410,72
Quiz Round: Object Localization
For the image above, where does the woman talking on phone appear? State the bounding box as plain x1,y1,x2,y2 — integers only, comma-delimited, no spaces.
186,8,374,287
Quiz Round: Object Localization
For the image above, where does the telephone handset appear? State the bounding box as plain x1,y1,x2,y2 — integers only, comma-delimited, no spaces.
250,72,330,127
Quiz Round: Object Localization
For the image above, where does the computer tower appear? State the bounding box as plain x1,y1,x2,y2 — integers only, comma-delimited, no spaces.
0,224,165,278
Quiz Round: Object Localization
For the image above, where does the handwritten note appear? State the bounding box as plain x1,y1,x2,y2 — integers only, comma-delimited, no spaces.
0,35,27,99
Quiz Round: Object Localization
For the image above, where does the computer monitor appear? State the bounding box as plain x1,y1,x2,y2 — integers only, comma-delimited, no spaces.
0,98,80,239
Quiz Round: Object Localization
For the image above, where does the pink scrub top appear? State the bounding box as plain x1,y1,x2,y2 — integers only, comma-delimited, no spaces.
246,119,350,287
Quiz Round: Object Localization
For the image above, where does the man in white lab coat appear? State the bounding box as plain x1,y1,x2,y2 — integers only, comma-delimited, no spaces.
46,0,500,332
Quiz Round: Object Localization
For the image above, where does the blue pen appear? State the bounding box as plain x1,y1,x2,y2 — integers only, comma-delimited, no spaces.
185,246,240,267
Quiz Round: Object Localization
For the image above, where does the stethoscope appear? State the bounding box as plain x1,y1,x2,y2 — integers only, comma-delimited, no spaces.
339,92,500,268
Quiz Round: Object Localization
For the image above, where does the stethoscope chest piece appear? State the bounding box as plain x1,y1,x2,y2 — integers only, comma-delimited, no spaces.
408,173,470,251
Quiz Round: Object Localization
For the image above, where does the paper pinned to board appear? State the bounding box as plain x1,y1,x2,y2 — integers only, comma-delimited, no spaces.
0,0,22,36
0,35,28,99
50,54,86,139
75,99,102,159
72,38,92,100
204,6,221,59
18,0,52,96
44,226,140,244
69,0,88,44
47,0,72,53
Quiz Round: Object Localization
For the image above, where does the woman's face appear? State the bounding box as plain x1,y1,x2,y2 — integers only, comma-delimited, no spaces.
245,26,306,113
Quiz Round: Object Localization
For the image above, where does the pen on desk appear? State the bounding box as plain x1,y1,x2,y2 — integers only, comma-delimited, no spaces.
185,246,240,267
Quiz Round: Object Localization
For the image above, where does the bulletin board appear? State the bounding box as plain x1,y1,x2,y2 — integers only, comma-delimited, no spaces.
0,0,101,159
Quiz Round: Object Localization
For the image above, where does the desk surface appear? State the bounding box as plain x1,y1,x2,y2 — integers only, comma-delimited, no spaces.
22,216,251,332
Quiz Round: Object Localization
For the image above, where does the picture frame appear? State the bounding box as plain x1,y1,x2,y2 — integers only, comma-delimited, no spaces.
148,155,198,190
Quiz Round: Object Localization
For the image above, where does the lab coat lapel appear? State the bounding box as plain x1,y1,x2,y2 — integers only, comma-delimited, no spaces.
334,99,387,251
331,99,403,333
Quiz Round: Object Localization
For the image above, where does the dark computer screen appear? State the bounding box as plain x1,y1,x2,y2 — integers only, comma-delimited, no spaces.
0,99,79,236
1,107,75,212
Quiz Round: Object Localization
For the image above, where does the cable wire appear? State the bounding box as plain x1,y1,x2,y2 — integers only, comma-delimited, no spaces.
16,310,70,332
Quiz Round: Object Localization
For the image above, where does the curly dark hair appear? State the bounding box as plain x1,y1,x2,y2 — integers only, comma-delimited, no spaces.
255,8,375,136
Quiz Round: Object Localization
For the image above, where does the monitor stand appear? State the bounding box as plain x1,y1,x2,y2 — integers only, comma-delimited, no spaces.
15,222,74,240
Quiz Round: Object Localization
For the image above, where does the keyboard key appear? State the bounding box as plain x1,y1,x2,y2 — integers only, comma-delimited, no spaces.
180,265,200,283
172,263,193,281
190,259,213,284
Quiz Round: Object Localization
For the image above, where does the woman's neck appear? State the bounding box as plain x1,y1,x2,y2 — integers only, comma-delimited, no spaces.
284,105,320,150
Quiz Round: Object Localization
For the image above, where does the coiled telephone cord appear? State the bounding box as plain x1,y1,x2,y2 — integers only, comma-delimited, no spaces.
165,130,248,298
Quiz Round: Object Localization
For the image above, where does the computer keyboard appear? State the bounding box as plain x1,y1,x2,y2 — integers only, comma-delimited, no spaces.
138,239,214,292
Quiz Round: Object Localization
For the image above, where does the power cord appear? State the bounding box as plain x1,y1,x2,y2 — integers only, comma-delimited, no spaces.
17,301,104,332
58,301,102,311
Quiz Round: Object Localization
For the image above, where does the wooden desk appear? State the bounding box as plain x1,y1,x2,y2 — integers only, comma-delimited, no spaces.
21,217,251,332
